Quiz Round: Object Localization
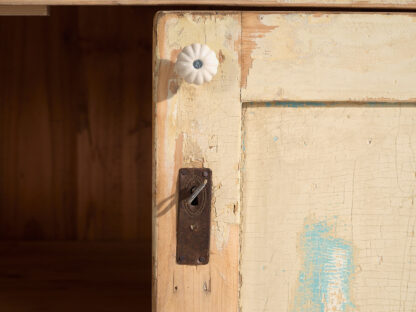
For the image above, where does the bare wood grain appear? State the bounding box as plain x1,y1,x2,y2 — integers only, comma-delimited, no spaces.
153,11,241,312
242,13,416,103
0,5,48,15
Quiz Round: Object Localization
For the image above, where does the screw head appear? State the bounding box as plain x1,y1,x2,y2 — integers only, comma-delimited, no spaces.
203,171,209,177
193,59,203,69
198,256,206,263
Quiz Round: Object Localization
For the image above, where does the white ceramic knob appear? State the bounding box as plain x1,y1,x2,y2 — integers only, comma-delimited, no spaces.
175,43,219,85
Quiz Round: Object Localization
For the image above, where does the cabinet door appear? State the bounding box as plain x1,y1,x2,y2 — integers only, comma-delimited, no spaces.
153,12,416,312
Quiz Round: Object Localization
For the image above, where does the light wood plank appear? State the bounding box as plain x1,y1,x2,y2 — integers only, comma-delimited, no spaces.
240,103,416,312
242,13,416,103
0,5,48,15
1,1,416,8
153,11,241,312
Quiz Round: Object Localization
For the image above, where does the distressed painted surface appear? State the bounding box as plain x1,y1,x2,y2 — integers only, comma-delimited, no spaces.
153,12,241,312
240,103,416,312
293,220,354,312
242,13,416,102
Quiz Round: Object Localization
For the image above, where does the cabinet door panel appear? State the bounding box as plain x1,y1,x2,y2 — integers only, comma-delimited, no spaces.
241,102,416,312
154,11,416,312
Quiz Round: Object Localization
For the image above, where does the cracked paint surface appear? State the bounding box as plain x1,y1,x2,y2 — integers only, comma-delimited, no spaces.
240,103,416,312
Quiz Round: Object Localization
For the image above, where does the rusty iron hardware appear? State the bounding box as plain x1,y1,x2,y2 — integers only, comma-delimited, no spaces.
176,168,212,265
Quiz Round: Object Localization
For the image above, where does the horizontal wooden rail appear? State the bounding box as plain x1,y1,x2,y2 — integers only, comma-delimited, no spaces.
1,1,416,9
0,5,48,15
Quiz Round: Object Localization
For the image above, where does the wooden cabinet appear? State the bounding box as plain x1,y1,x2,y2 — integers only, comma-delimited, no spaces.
153,11,416,312
1,6,416,312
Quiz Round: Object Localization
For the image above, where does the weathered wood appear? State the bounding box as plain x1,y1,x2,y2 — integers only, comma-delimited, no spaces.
0,241,150,311
242,13,416,103
241,103,416,312
0,5,48,15
153,11,241,312
152,10,416,312
1,0,416,8
0,7,154,241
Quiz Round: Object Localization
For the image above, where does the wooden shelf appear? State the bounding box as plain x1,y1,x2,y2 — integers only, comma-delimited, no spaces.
0,5,48,16
0,241,151,311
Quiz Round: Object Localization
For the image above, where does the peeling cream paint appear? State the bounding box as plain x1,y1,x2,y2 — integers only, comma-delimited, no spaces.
212,221,231,251
242,13,416,102
240,103,416,312
153,12,241,312
164,13,242,237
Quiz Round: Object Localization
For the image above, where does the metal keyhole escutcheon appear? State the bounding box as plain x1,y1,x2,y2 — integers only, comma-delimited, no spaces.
176,168,212,265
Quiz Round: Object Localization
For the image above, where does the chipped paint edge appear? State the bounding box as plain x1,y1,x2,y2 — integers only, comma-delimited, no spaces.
153,11,241,312
242,12,416,103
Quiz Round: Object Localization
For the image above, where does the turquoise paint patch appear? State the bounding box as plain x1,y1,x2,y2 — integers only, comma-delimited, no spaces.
270,101,327,108
263,101,410,108
273,136,278,142
292,221,354,312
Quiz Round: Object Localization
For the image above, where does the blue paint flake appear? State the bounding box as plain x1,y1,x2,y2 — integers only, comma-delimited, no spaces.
262,101,405,108
292,221,354,312
268,101,327,108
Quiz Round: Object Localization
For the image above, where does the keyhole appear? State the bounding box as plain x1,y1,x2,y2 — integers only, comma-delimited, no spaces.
190,186,199,206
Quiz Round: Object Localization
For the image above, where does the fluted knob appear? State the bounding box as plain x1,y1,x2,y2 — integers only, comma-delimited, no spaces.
175,43,219,85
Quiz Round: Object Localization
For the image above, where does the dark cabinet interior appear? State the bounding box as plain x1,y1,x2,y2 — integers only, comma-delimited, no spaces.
0,7,155,311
